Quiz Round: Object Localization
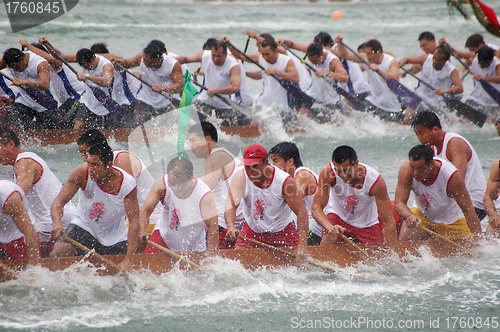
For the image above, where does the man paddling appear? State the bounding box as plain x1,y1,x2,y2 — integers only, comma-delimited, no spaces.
186,121,244,249
395,144,481,241
225,144,308,257
0,180,40,266
311,145,397,246
482,158,500,237
141,157,219,254
50,143,141,271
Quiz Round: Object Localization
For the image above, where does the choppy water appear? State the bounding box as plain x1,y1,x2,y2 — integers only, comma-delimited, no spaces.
1,1,500,331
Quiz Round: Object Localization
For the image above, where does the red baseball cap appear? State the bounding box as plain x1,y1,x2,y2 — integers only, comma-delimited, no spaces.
242,144,268,166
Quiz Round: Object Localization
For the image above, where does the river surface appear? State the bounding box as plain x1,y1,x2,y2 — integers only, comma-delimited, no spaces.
1,1,500,331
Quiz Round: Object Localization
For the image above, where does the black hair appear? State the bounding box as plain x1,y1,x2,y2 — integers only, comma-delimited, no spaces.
77,129,108,147
332,145,357,165
90,42,109,54
418,31,435,42
313,31,334,47
167,157,194,178
187,121,218,142
259,33,275,41
212,40,227,54
434,44,451,61
411,111,442,130
408,144,434,165
2,48,25,65
465,34,484,49
143,44,163,59
261,38,277,51
306,42,324,57
364,39,383,53
357,42,366,52
0,127,20,147
88,142,114,165
477,46,495,65
268,142,303,167
202,38,218,51
76,48,95,66
147,39,167,54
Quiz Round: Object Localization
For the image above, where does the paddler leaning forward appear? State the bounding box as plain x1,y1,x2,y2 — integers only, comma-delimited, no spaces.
225,144,309,259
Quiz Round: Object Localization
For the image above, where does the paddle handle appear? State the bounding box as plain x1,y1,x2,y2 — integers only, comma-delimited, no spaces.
63,235,122,271
42,42,79,76
338,233,370,258
340,41,386,79
417,225,473,254
115,63,172,101
226,40,265,71
400,65,437,91
190,79,232,107
147,240,201,269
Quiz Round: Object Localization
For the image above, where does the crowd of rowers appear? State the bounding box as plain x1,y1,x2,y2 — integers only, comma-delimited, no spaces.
1,109,500,270
1,30,500,131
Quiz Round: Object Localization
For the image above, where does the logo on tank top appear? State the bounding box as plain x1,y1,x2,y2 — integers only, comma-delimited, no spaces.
89,202,106,223
253,199,267,220
169,209,182,231
420,193,432,212
345,195,359,214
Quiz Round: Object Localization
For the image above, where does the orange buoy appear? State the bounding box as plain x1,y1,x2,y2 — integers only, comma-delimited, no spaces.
332,10,342,19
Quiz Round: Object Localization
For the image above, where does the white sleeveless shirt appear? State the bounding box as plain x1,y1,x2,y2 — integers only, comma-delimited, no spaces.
468,57,500,106
136,54,177,109
308,52,341,104
433,132,486,210
364,54,401,113
196,50,239,109
15,152,75,241
324,162,381,228
71,166,136,246
155,176,211,252
339,58,371,95
112,70,139,106
0,180,30,243
411,158,464,224
10,51,51,112
51,64,85,104
80,55,114,116
231,59,253,107
294,167,321,237
241,165,293,233
256,53,291,108
415,54,455,108
289,53,312,93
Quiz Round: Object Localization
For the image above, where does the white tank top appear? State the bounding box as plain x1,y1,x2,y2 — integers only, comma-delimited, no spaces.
433,132,486,210
289,53,312,92
0,180,29,243
324,162,381,228
71,166,136,246
307,52,341,104
112,70,139,106
241,165,293,233
51,64,85,104
10,51,51,112
339,58,371,95
294,166,321,237
155,176,211,252
196,50,239,109
411,158,464,224
80,55,113,116
414,54,455,108
230,59,253,107
256,53,291,108
0,70,20,100
364,54,401,113
468,57,500,106
136,54,177,109
15,152,75,240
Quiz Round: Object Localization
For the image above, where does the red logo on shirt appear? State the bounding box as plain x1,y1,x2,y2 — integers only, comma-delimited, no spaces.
169,209,182,230
89,202,106,223
345,195,359,214
420,193,432,212
253,199,266,220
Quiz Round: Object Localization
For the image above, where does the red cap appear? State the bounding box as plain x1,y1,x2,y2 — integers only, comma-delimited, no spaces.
242,144,268,166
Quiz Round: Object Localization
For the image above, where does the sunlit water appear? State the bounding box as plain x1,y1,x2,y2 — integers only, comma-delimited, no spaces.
1,1,500,331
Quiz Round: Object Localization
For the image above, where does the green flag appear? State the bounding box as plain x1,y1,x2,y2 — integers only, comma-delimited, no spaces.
177,71,199,158
180,71,199,108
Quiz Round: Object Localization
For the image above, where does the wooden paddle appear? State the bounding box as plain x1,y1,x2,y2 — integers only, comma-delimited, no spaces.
0,260,19,278
63,235,122,272
340,41,425,111
282,44,371,112
338,233,370,258
399,65,486,127
147,240,201,269
225,40,317,110
417,225,473,254
42,42,126,122
237,234,336,272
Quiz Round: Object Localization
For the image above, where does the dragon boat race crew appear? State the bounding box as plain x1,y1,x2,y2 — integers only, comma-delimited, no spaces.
483,158,500,237
142,157,219,254
225,37,301,123
186,121,244,249
20,38,86,129
395,144,481,241
176,41,252,126
400,31,438,76
311,145,397,246
465,46,500,118
225,144,308,257
50,143,141,272
412,111,487,220
76,129,160,235
400,44,464,109
0,47,59,129
114,42,183,125
269,142,322,246
0,128,75,257
0,180,40,266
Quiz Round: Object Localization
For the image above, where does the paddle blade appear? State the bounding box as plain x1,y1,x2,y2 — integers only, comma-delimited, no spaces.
386,78,423,110
479,80,500,106
444,97,486,127
23,86,58,112
90,86,125,121
276,77,315,109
